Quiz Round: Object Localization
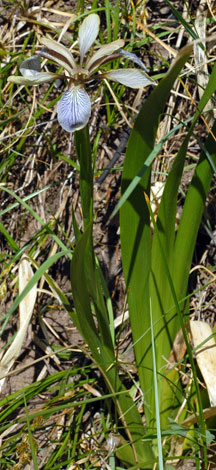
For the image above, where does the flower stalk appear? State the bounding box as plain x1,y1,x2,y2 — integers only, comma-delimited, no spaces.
74,124,93,230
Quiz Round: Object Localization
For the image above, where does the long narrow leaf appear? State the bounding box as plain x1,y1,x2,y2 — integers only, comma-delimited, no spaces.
148,63,216,428
120,45,193,428
70,224,155,468
174,121,216,298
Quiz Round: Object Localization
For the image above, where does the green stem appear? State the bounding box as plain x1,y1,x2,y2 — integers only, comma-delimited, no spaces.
74,125,93,231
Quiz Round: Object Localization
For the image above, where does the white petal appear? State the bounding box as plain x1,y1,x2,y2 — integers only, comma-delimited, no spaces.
86,39,125,70
57,86,91,132
40,37,77,73
117,50,148,71
8,71,59,85
79,14,100,65
13,55,59,84
20,55,41,78
104,68,155,88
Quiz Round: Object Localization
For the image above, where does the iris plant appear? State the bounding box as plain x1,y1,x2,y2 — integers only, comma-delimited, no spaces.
8,13,155,132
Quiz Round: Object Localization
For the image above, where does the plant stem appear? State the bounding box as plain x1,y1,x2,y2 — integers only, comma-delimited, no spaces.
74,125,93,231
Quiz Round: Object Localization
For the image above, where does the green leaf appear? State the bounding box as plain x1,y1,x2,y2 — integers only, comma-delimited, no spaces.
148,63,216,429
112,117,192,217
0,221,19,252
70,224,155,468
120,44,193,427
174,120,216,299
165,0,198,40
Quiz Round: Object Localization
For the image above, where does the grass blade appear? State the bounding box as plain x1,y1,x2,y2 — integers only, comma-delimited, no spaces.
150,299,163,470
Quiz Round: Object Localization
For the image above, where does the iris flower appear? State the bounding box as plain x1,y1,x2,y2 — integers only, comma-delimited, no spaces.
8,13,155,132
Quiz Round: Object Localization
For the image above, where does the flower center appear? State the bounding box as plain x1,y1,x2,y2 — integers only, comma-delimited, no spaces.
71,67,89,85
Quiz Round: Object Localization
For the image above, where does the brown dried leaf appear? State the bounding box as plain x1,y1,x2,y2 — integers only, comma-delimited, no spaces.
168,328,187,366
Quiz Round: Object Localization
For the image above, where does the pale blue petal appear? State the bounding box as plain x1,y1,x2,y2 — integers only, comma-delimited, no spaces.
14,55,58,84
40,37,77,73
20,55,41,77
57,86,91,132
86,39,124,70
8,72,59,85
79,14,100,65
118,49,149,72
104,68,155,88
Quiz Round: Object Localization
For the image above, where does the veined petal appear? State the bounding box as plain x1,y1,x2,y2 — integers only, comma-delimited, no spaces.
104,68,155,88
12,54,60,85
39,47,75,75
40,37,77,73
20,55,41,78
117,49,149,71
86,39,125,71
57,85,91,132
8,71,59,85
79,14,100,65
